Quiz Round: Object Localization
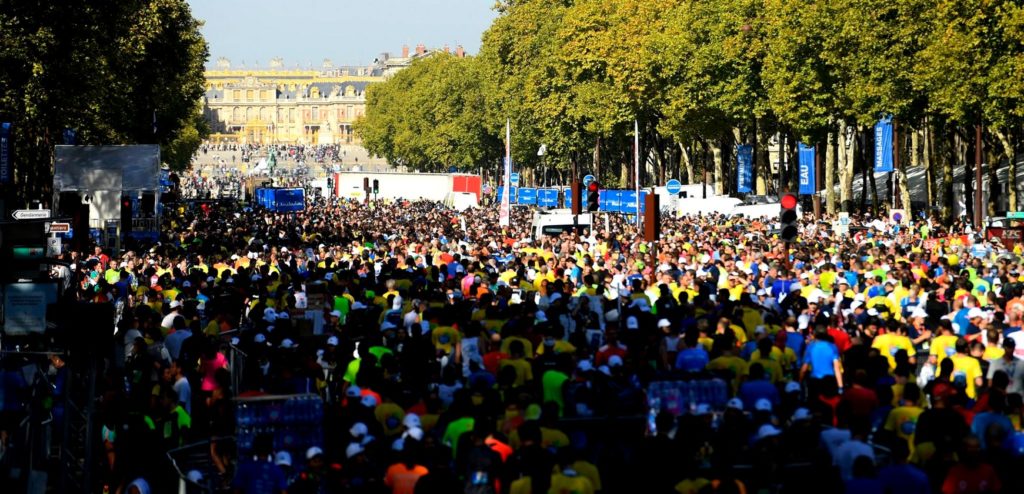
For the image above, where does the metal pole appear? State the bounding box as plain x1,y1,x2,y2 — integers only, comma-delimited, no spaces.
975,123,984,227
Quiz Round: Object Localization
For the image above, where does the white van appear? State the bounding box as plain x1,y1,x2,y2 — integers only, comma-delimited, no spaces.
531,209,592,240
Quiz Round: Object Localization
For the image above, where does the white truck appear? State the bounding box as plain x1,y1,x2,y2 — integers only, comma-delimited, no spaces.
530,209,593,240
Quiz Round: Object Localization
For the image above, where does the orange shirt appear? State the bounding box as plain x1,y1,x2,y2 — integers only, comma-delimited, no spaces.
384,463,429,494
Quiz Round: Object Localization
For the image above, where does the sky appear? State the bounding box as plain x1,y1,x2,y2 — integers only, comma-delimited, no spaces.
187,0,499,68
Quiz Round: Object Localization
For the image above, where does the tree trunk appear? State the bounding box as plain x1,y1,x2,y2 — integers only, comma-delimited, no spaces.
680,142,694,184
995,128,1017,212
956,129,971,222
938,123,954,221
756,122,770,195
713,140,725,196
923,123,934,210
900,125,913,217
826,126,837,215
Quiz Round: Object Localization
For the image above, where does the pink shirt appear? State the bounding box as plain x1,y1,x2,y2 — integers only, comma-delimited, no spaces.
201,352,228,392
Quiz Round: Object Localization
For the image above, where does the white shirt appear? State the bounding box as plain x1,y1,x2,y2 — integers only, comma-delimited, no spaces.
173,376,192,415
834,439,875,481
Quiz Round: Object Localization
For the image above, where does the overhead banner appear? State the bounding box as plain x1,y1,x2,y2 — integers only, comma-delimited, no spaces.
874,116,894,172
499,120,511,227
0,122,10,185
798,143,816,195
736,144,753,193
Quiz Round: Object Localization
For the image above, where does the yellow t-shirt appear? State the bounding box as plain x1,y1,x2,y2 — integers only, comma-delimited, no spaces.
676,478,711,494
549,473,594,494
950,353,983,399
884,405,923,459
872,333,914,369
929,335,959,365
500,358,533,387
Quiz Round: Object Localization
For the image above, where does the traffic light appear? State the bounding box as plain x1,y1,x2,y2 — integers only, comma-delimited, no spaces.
363,177,370,192
780,193,799,243
570,182,582,215
587,181,600,212
372,179,379,194
120,194,133,235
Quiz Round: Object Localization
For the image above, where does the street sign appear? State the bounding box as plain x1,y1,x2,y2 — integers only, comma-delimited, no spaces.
890,208,908,225
1009,211,1024,220
665,179,682,195
583,174,595,186
510,172,520,186
47,222,70,233
11,209,50,220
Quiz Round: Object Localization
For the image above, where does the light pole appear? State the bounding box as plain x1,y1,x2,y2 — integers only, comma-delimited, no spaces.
538,144,548,187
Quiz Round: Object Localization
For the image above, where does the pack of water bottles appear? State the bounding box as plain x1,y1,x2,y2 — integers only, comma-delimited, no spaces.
236,394,324,457
646,379,729,416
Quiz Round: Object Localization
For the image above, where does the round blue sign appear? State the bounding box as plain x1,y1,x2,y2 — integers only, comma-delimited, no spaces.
510,172,520,186
583,174,596,186
665,179,682,194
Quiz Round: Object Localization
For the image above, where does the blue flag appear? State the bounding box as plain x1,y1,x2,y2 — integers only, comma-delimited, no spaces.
0,122,10,185
798,143,816,195
736,144,753,193
874,116,894,172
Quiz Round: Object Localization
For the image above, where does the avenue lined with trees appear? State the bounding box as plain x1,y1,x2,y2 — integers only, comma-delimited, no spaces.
357,0,1024,219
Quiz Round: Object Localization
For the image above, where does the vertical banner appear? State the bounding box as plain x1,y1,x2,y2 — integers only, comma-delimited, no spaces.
499,120,511,227
634,120,641,227
0,122,10,185
798,142,816,195
874,116,894,172
736,144,753,193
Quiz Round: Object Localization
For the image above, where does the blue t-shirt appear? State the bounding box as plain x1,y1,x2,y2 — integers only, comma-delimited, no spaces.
232,459,287,494
877,464,929,494
785,331,805,358
802,340,839,379
971,412,1014,450
675,347,709,373
739,379,780,411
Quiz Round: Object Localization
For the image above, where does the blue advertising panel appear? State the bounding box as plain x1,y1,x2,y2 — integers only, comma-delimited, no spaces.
517,187,537,205
736,144,753,193
620,190,648,214
874,116,894,172
256,187,305,212
496,186,518,204
0,122,11,185
798,143,816,195
273,188,305,212
537,188,559,207
600,189,623,212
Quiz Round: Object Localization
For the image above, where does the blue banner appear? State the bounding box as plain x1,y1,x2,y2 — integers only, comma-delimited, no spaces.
0,122,10,185
256,187,305,212
620,190,648,214
737,144,753,193
496,186,518,203
517,187,537,205
798,143,816,195
537,188,559,208
874,116,894,172
601,190,623,213
62,128,77,145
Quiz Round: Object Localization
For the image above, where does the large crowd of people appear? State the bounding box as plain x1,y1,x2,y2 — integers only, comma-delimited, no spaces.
4,186,1024,494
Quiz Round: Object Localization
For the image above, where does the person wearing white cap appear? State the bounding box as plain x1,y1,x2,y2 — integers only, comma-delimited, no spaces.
756,424,782,441
161,300,183,330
